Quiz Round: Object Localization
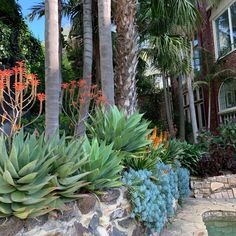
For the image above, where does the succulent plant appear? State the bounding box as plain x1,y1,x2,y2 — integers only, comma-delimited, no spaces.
0,131,91,219
81,137,123,190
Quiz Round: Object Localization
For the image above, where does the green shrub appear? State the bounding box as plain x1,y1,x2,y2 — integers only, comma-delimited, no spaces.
81,138,123,190
0,131,90,219
160,140,204,175
86,106,151,153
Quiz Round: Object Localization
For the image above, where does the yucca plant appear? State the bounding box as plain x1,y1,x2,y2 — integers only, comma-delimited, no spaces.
86,106,151,154
81,138,123,190
0,131,62,219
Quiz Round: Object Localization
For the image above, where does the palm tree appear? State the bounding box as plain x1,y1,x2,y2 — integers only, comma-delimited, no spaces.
97,0,115,106
76,0,93,136
114,0,138,115
45,0,60,139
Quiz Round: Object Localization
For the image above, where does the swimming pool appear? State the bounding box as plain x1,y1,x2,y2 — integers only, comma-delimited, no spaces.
203,210,236,236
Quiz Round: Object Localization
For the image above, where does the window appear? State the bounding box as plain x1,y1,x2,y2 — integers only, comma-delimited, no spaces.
214,2,236,58
193,35,201,72
219,78,236,111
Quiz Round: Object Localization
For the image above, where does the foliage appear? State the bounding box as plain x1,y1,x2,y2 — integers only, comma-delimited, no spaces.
86,106,151,153
22,113,74,137
81,137,123,190
123,162,190,233
159,140,204,175
0,131,91,219
196,123,236,177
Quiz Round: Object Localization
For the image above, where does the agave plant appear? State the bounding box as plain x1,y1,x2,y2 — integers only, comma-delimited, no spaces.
81,138,123,190
50,135,91,199
0,131,91,219
0,131,61,219
86,106,151,154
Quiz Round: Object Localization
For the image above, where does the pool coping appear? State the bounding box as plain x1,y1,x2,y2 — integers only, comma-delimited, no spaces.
160,198,236,236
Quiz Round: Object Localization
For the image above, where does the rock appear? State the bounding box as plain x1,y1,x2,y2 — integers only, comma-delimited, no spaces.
97,226,109,236
77,194,97,214
89,214,100,233
228,176,236,185
132,225,147,236
110,209,127,220
118,218,133,229
0,217,23,236
211,182,224,191
227,189,234,198
100,189,120,204
110,227,127,236
232,188,236,198
74,222,90,236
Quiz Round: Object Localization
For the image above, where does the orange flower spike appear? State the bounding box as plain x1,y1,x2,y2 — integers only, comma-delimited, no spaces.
70,80,77,88
30,79,40,87
153,137,160,150
77,79,86,88
91,84,97,90
2,69,13,78
147,134,151,140
62,82,69,89
16,61,24,68
163,131,168,142
37,93,45,102
0,81,5,90
159,131,163,143
14,82,26,91
152,127,157,141
12,66,19,75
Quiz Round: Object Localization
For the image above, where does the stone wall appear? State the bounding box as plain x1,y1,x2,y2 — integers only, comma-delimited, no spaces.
191,175,236,199
0,187,151,236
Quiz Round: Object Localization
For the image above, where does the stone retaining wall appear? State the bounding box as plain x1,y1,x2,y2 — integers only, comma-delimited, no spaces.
191,175,236,199
0,187,150,236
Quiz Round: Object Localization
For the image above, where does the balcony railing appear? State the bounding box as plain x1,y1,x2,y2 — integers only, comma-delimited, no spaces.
219,107,236,123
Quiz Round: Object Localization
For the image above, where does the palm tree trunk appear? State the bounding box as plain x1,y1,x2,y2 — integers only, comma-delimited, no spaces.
187,44,198,143
97,0,115,106
45,0,60,139
162,74,175,138
187,73,198,143
208,87,211,131
114,0,138,116
178,75,185,141
76,0,93,136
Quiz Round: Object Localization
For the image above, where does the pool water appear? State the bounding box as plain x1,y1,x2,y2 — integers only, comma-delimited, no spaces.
203,211,236,236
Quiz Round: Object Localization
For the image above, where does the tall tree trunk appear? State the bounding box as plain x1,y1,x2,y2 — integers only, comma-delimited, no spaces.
58,0,63,110
76,0,93,136
187,44,198,143
178,75,185,141
208,86,211,131
94,36,101,86
162,75,175,138
97,0,115,106
45,0,60,139
114,0,138,116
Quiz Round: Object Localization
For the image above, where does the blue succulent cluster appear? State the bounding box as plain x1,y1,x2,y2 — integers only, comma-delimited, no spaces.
123,162,190,234
153,162,179,217
176,167,190,199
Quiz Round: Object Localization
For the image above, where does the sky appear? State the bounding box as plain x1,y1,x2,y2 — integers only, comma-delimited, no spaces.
18,0,70,41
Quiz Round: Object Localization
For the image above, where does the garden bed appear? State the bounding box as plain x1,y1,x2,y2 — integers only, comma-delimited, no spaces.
191,175,236,199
